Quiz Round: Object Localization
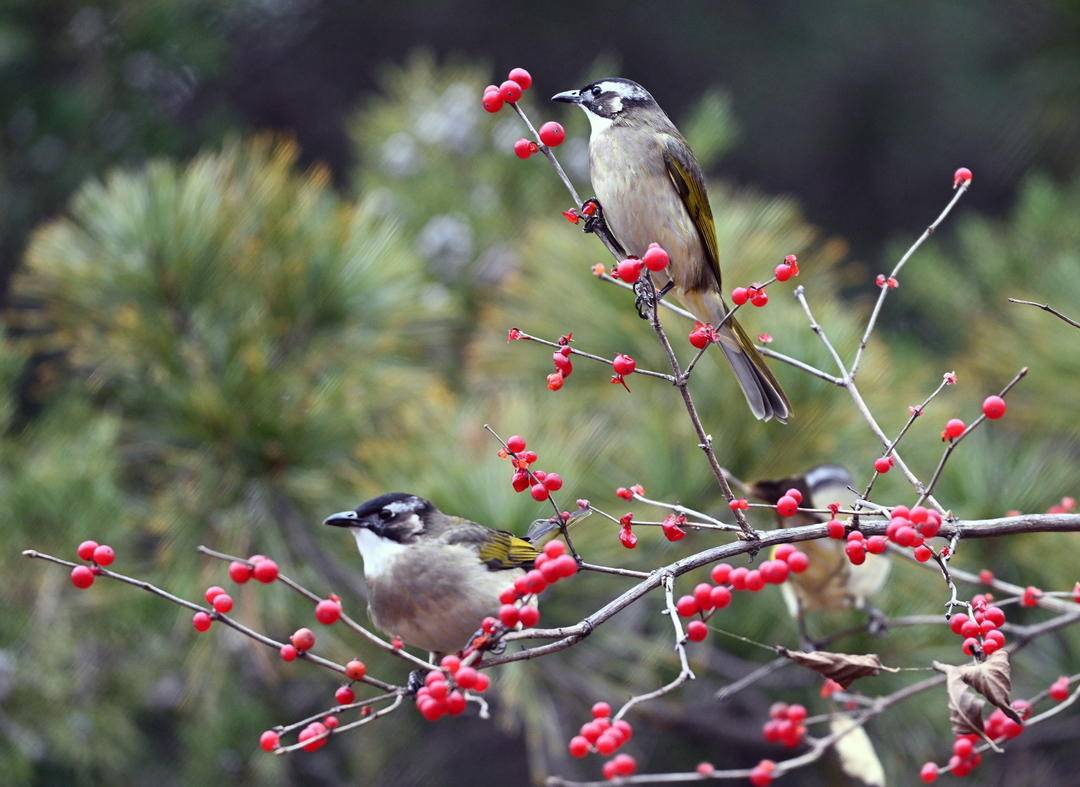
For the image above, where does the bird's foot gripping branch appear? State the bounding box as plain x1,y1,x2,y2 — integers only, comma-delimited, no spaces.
24,65,1080,785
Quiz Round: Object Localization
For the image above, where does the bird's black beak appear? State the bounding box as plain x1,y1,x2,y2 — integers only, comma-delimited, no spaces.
551,89,582,104
323,510,360,528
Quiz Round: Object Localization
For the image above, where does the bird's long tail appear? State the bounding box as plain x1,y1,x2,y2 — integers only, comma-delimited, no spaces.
696,293,791,423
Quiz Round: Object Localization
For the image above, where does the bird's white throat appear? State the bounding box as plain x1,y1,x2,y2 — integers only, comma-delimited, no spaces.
581,106,615,136
352,527,408,579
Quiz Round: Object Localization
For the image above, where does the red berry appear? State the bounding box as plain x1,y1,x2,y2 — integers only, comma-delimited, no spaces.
786,551,810,573
299,722,328,752
697,762,715,776
710,585,732,609
982,395,1006,420
511,470,531,492
730,567,748,590
676,595,698,617
784,488,804,505
920,762,939,783
1050,677,1070,702
290,627,316,651
827,519,846,539
943,418,965,440
335,685,356,705
686,620,708,642
513,138,534,159
689,324,713,349
316,599,342,625
744,570,765,592
953,167,973,187
345,659,366,681
961,637,979,656
70,565,95,589
642,243,670,272
539,121,565,147
192,611,212,632
615,258,642,283
568,736,590,758
77,540,99,561
1022,585,1042,607
499,604,520,627
544,473,563,491
694,582,715,611
530,483,549,501
949,613,969,635
845,542,866,565
260,730,280,752
204,586,225,603
595,734,619,755
786,704,807,723
92,544,115,566
913,545,933,562
553,554,578,578
874,456,892,474
499,80,523,103
481,91,503,113
731,287,749,306
774,263,793,281
228,561,252,583
776,495,799,517
985,606,1006,627
212,593,234,613
750,289,769,308
979,568,994,585
866,535,887,554
750,766,773,786
507,435,526,453
774,544,796,561
507,67,532,90
612,753,637,776
711,563,732,584
612,354,636,376
253,559,279,583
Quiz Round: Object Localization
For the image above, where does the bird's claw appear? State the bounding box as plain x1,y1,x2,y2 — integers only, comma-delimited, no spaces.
634,277,658,320
406,669,427,694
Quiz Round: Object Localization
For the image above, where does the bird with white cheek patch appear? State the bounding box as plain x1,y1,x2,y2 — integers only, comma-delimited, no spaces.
324,493,542,657
552,78,791,423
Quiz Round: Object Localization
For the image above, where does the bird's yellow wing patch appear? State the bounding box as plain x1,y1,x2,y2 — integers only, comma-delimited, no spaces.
661,135,722,289
477,530,540,571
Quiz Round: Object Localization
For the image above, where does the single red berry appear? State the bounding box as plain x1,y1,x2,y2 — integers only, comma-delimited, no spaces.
689,323,713,349
253,559,279,583
513,138,534,159
953,167,973,187
979,568,994,585
92,544,115,566
711,585,732,609
544,473,563,491
786,551,810,573
1050,677,1070,702
750,289,769,308
943,418,966,440
776,495,799,517
845,542,866,565
949,613,969,635
774,263,793,282
204,586,225,603
694,582,715,611
191,611,213,632
774,544,796,561
77,540,99,561
530,483,550,501
913,545,933,562
827,519,846,539
70,565,95,589
711,563,732,584
612,753,637,776
499,80,523,103
874,456,892,474
612,354,636,376
591,700,612,719
228,561,252,583
920,762,939,783
345,659,366,681
686,620,709,642
506,435,526,453
212,593,234,613
553,554,578,578
961,636,979,656
866,535,888,554
697,762,715,776
291,627,316,652
731,287,749,306
675,595,698,617
316,599,342,625
729,566,748,590
642,243,670,272
982,395,1006,420
507,67,532,90
519,605,540,626
322,715,340,730
260,730,280,752
568,736,590,758
278,643,295,661
539,121,565,147
784,488,803,505
499,604,520,627
335,685,356,705
1022,585,1042,607
744,570,765,592
481,91,503,113
299,722,329,752
615,258,643,283
750,766,773,786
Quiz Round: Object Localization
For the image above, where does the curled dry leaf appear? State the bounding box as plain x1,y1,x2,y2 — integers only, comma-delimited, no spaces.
830,713,885,787
933,650,1020,728
776,648,898,689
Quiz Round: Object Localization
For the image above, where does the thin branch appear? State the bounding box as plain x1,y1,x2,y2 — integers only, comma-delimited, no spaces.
274,693,406,755
850,181,971,378
1008,298,1080,330
756,345,844,387
511,329,677,382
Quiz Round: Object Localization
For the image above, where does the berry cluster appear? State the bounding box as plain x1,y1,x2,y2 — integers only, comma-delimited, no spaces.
947,593,1006,657
280,627,317,661
227,554,280,584
731,285,770,308
414,654,492,722
497,540,577,628
481,67,531,113
688,321,718,349
548,333,574,391
567,702,637,780
191,553,282,632
70,539,117,588
1047,495,1076,515
761,702,808,748
675,545,810,643
919,701,1028,781
612,243,671,283
834,504,943,565
498,434,563,501
875,274,900,289
750,759,778,786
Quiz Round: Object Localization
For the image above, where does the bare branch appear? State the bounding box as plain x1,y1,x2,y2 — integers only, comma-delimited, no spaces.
1008,297,1080,330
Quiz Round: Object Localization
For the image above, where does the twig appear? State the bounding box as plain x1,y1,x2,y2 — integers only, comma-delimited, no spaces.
511,329,677,382
274,693,406,755
1008,298,1080,330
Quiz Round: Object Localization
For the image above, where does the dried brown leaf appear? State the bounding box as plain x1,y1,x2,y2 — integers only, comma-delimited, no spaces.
934,651,1020,729
777,648,897,689
939,665,985,736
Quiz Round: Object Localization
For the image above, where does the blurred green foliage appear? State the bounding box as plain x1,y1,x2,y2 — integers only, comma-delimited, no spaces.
3,57,1078,786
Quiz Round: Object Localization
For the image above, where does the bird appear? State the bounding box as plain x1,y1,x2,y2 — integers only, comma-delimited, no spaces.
750,464,890,637
323,492,540,656
553,78,790,422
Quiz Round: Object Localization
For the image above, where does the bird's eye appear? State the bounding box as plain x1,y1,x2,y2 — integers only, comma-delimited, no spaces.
591,85,602,98
378,508,394,521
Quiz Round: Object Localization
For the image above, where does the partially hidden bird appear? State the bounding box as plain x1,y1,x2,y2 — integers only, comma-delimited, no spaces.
324,493,541,656
553,77,790,422
750,464,890,629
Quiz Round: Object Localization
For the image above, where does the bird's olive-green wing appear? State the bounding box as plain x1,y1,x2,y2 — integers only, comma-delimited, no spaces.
661,134,723,290
443,518,539,571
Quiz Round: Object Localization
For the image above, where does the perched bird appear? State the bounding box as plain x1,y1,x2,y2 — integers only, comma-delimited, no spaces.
553,78,790,422
324,492,539,655
750,464,890,625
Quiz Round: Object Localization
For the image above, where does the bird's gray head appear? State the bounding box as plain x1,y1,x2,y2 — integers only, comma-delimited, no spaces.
552,78,657,123
323,492,433,544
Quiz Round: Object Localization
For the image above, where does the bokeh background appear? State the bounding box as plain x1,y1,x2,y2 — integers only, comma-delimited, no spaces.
3,2,1079,785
